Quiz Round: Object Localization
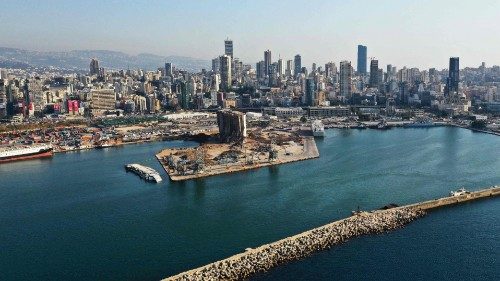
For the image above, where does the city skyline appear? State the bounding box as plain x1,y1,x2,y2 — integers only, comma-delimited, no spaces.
1,0,499,69
1,2,499,281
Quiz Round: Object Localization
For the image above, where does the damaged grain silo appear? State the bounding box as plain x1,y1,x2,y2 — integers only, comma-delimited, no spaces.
217,109,247,143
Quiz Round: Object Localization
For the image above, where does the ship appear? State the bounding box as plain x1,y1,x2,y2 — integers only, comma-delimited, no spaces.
311,120,325,137
0,144,53,163
376,120,389,130
404,118,435,128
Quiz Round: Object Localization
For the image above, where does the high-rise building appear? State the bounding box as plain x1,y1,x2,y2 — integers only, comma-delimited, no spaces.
286,60,293,77
369,59,379,87
179,81,190,110
305,78,316,106
325,62,337,78
277,58,285,76
90,89,116,114
264,50,272,76
268,63,278,86
256,61,265,80
212,57,220,73
429,68,437,83
211,73,220,92
294,55,302,78
90,58,100,75
385,64,393,82
301,67,308,77
233,58,243,83
165,62,173,77
339,61,352,97
357,45,367,74
219,55,232,91
446,57,460,95
224,39,233,58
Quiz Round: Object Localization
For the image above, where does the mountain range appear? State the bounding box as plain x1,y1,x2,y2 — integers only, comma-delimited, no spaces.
0,47,210,72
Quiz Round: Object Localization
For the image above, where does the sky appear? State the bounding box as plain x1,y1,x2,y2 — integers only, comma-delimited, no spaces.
1,0,499,69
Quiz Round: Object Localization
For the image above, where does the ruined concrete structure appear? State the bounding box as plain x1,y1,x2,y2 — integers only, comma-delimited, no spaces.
216,109,247,143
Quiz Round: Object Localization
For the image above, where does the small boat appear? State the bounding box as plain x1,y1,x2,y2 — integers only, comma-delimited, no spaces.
450,188,469,197
377,121,389,130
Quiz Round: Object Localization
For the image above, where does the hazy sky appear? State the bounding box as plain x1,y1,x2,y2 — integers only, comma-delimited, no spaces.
1,0,499,69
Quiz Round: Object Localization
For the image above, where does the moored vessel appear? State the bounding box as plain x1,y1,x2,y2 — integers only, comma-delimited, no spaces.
404,118,435,128
311,120,325,137
450,188,469,197
0,144,53,163
377,120,389,130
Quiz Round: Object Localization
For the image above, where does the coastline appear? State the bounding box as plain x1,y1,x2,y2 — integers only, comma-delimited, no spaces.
5,123,497,161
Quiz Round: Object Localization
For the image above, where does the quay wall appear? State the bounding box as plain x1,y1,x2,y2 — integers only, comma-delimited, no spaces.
162,186,499,281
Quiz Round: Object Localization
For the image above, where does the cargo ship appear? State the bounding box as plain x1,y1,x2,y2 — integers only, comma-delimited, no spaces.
0,144,53,163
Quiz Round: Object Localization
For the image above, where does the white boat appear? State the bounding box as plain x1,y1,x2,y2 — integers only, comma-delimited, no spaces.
450,188,469,197
377,120,389,130
311,120,325,137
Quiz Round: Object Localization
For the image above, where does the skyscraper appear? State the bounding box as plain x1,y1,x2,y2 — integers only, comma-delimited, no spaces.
264,50,272,76
369,59,379,87
277,58,285,76
429,68,437,83
256,61,265,80
90,58,99,75
446,57,460,95
224,39,233,58
294,54,302,78
268,63,278,87
286,60,293,77
386,64,393,82
305,78,316,106
179,81,190,110
165,62,173,77
357,45,367,74
212,57,220,73
340,61,352,97
219,55,232,91
325,62,337,78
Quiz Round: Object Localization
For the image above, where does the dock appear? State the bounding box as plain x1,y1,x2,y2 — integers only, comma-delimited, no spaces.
156,136,319,181
125,163,163,183
162,185,499,281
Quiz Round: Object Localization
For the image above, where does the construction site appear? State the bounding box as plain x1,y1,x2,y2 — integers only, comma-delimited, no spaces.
156,110,319,181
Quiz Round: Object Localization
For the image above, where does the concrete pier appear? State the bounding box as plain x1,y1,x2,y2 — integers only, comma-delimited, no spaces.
156,137,319,182
162,186,499,281
125,163,163,182
406,186,500,211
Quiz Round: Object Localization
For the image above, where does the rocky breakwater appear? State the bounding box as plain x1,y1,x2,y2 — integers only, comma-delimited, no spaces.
164,207,425,281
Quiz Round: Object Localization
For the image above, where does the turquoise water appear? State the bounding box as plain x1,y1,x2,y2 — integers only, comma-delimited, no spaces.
0,127,498,280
